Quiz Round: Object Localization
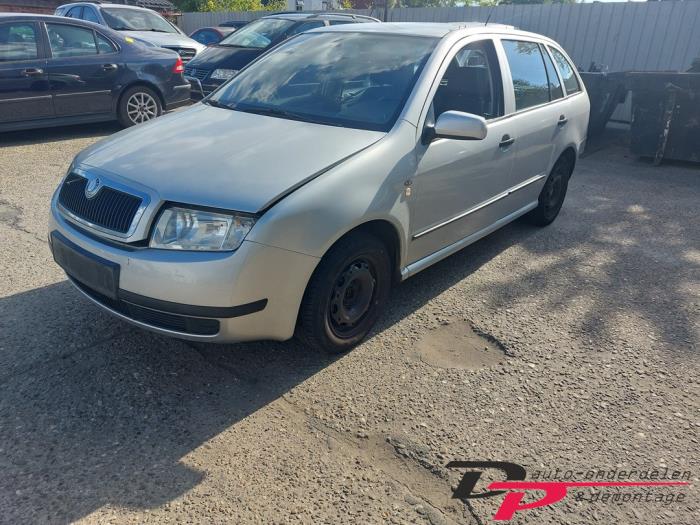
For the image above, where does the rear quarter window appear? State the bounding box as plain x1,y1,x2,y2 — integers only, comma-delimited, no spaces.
549,46,581,95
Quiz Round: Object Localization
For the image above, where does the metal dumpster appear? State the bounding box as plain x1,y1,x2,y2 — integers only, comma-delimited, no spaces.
627,72,700,164
580,71,627,137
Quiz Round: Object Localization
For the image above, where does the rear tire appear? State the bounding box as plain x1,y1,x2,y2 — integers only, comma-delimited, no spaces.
118,86,162,128
526,153,574,226
298,232,391,354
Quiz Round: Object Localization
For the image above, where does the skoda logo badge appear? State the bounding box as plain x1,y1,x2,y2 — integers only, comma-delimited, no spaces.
85,177,102,199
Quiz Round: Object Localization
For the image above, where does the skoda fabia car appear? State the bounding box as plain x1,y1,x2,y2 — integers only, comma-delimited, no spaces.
49,23,589,353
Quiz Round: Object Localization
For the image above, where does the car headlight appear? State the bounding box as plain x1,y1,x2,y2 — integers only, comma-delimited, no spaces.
150,206,255,251
210,68,238,80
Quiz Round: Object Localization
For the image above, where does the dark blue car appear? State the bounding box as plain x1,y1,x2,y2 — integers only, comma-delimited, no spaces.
0,13,191,132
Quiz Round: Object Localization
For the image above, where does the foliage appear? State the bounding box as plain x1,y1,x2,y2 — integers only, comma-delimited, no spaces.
195,0,287,11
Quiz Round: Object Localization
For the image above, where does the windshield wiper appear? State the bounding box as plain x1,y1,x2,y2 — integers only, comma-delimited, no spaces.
237,106,342,127
204,99,234,110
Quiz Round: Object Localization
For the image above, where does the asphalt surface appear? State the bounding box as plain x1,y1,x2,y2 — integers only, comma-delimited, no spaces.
0,123,698,524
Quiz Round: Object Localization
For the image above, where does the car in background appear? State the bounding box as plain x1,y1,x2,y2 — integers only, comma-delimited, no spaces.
189,26,236,46
55,2,205,61
0,14,191,132
184,12,379,99
219,20,248,30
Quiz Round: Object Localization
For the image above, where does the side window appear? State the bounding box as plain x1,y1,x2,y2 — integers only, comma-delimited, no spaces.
549,47,581,95
502,40,550,111
83,7,100,24
286,21,325,37
95,33,117,54
192,29,219,45
66,6,83,19
47,23,98,58
432,39,504,120
0,23,39,62
541,45,563,100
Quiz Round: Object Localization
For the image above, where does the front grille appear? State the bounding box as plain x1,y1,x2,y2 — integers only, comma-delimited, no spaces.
58,173,142,234
72,278,220,336
165,46,196,62
184,67,209,80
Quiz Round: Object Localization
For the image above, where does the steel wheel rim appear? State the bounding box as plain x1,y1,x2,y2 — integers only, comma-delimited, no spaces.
126,92,158,124
328,258,376,337
543,162,569,215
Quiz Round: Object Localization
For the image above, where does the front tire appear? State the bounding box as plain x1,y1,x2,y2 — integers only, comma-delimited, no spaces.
298,232,392,354
526,154,574,226
118,86,162,128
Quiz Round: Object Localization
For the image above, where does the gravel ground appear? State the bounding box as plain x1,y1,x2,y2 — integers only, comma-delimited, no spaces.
0,123,698,524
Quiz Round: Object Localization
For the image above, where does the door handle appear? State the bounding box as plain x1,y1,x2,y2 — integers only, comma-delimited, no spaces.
558,115,568,127
21,68,44,77
499,134,515,148
102,63,118,71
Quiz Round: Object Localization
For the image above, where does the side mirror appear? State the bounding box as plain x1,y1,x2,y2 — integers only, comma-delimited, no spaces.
427,111,488,142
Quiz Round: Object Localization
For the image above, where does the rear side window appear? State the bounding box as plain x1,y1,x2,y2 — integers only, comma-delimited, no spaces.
83,7,100,24
502,40,550,111
95,33,117,54
47,23,98,57
549,47,581,94
192,29,220,45
286,21,325,36
66,6,83,19
541,45,563,100
0,23,39,62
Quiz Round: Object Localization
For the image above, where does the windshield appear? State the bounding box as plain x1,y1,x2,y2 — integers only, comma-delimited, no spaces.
102,7,179,34
209,32,437,132
218,18,294,49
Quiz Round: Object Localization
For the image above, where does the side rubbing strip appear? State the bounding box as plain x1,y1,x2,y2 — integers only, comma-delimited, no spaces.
412,173,547,239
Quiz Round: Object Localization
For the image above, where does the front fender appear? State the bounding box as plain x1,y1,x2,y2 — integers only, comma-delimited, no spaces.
247,121,416,269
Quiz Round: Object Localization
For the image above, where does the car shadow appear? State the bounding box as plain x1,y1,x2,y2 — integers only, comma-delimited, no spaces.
0,122,122,148
0,213,533,522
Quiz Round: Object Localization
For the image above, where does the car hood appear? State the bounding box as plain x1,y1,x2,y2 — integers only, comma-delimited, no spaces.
120,30,205,53
75,104,385,214
185,45,265,71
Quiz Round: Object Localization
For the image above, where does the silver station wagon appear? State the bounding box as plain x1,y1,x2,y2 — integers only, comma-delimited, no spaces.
49,23,589,353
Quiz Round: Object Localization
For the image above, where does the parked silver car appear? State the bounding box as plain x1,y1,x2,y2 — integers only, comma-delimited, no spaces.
55,2,205,61
49,23,589,353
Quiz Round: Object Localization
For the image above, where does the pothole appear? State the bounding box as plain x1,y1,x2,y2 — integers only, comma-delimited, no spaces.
413,320,506,370
0,200,22,227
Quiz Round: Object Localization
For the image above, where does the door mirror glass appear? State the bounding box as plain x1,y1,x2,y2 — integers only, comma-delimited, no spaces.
433,110,487,141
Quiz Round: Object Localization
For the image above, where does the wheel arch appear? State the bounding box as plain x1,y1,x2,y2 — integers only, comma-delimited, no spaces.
559,145,577,176
115,81,165,115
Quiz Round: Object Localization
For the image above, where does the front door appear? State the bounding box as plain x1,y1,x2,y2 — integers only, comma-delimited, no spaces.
45,22,118,117
408,39,515,264
0,21,52,124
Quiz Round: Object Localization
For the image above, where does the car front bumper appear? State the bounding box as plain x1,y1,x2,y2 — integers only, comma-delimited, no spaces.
185,76,224,100
49,204,319,343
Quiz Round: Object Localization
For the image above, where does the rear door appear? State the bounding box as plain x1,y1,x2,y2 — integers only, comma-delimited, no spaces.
0,20,52,124
44,21,119,116
498,38,570,208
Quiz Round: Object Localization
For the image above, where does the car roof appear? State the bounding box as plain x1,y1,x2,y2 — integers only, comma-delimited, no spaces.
263,12,380,23
310,21,554,43
0,12,98,22
57,2,153,11
0,13,126,38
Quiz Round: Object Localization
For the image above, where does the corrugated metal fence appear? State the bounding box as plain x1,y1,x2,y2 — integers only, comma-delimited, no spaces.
182,1,700,72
